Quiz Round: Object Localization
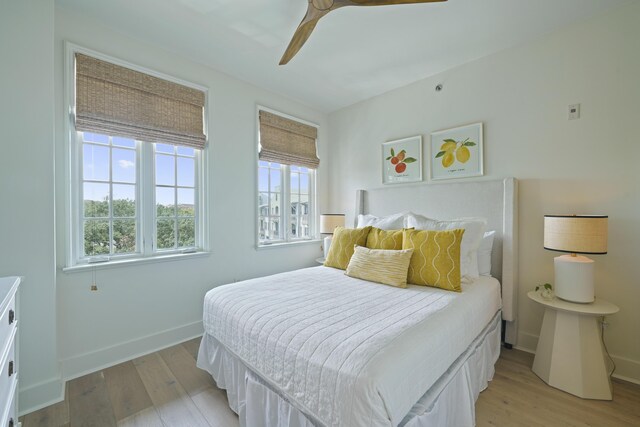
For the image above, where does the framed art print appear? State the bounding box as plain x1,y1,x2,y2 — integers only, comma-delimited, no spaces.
382,135,422,185
430,123,483,180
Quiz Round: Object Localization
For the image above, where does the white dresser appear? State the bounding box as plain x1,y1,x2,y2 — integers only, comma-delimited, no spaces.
0,277,19,427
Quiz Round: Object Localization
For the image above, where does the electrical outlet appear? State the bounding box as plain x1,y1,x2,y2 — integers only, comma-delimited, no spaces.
568,104,580,120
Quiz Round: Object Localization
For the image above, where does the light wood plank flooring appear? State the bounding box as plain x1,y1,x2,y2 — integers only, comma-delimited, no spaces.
21,339,640,426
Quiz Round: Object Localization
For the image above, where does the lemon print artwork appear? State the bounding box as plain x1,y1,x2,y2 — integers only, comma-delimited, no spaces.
435,138,476,169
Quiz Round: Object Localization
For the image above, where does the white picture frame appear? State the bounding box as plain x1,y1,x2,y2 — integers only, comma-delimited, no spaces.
430,123,483,180
382,135,423,185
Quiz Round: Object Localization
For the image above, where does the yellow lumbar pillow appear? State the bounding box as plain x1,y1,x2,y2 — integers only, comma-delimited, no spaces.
324,226,372,270
402,228,465,292
345,245,414,288
365,227,405,250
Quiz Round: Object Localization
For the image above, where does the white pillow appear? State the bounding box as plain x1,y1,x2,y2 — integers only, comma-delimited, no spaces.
406,214,487,281
356,212,407,230
402,211,430,228
478,231,496,276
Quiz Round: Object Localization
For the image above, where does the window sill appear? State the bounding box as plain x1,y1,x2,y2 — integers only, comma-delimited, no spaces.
62,251,210,273
256,239,321,251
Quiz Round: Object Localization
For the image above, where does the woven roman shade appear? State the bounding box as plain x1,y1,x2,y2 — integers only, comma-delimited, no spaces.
75,53,206,149
259,110,319,169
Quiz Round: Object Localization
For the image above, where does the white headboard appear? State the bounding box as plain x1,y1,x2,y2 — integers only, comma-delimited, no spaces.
355,178,518,345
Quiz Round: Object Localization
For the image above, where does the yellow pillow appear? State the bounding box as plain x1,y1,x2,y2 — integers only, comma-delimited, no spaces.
324,226,372,270
345,245,414,288
402,228,465,292
365,227,405,250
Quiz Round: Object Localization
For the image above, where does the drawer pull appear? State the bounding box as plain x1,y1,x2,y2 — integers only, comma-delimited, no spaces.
8,309,14,325
8,361,13,377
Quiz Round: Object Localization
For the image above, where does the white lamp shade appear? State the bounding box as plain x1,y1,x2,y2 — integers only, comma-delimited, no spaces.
320,214,345,234
544,215,608,254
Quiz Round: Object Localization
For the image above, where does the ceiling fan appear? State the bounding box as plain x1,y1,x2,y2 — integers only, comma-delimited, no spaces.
280,0,447,65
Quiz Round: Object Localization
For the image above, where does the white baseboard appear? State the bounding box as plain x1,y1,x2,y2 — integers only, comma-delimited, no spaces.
20,321,204,416
61,321,204,382
610,355,640,385
515,331,538,354
19,376,65,417
516,330,640,385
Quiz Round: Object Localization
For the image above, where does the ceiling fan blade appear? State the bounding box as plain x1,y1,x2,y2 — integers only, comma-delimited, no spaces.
348,0,446,5
279,0,445,65
280,17,321,65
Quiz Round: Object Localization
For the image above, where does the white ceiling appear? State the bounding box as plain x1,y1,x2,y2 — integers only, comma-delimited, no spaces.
56,0,628,113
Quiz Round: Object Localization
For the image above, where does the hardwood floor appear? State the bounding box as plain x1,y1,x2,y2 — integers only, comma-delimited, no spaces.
477,350,640,427
21,338,238,427
21,340,640,426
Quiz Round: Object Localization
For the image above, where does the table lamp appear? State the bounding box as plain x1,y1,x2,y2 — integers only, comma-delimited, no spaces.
320,214,345,258
543,215,608,303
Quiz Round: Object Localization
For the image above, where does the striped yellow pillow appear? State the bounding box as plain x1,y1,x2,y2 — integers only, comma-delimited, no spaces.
402,228,465,292
365,227,405,250
345,246,414,288
324,226,372,270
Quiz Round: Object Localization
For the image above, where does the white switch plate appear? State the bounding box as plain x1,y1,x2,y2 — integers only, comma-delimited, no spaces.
568,103,580,120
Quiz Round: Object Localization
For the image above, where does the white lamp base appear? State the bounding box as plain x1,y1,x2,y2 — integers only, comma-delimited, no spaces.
554,254,595,303
323,236,333,259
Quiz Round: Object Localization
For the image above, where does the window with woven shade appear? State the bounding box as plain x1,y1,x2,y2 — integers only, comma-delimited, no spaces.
258,110,319,169
257,109,318,246
65,45,209,269
75,53,206,149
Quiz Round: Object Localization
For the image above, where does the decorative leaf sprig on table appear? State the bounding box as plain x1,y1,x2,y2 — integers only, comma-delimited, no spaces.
386,148,417,174
535,283,553,292
435,138,476,168
535,283,554,300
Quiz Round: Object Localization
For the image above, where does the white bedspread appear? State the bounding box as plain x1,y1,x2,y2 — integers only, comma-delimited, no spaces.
202,266,501,427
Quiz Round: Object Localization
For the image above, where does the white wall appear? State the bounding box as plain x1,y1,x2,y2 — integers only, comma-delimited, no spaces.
327,3,640,383
51,5,326,414
0,0,61,413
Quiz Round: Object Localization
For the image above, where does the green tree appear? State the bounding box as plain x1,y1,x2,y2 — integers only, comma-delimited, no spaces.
156,218,175,249
84,218,110,255
83,197,195,255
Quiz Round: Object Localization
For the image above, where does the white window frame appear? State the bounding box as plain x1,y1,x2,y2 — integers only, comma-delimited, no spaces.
63,43,209,270
256,106,319,248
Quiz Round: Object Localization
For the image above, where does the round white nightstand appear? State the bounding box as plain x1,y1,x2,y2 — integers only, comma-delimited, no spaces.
528,291,619,400
315,257,326,264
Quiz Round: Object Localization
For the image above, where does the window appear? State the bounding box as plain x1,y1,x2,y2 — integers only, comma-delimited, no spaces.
257,109,318,246
289,166,312,239
258,161,282,241
74,132,204,264
67,46,207,267
155,143,197,250
258,162,314,244
81,132,138,257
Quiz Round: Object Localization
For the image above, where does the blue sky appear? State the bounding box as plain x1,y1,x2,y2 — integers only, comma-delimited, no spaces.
83,134,195,206
83,133,310,209
258,162,309,194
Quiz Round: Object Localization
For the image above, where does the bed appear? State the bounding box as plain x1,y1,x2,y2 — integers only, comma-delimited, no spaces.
197,178,518,426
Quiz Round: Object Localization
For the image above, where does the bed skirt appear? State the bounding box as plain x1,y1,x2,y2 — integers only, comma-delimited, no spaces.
197,311,501,427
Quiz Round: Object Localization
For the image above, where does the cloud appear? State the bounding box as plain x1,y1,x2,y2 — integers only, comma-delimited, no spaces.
118,160,135,169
